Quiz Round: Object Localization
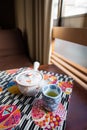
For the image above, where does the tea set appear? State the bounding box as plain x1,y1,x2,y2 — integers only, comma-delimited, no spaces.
16,61,62,111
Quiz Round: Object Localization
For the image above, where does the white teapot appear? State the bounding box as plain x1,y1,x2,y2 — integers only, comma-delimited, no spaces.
16,62,44,96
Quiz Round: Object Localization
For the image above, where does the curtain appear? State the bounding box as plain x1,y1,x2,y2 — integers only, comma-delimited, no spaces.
15,0,52,65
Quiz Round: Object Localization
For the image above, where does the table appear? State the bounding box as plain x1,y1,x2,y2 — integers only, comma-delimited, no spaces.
0,64,87,130
39,64,87,130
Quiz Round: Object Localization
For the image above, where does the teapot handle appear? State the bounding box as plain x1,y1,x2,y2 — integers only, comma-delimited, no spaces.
33,61,40,71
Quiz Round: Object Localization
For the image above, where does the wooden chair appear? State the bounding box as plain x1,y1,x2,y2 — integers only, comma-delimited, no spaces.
50,27,87,89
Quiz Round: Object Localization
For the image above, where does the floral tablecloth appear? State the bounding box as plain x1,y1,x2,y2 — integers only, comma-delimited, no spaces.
0,67,73,130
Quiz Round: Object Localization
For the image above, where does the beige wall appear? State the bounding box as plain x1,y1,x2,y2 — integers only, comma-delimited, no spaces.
61,14,87,28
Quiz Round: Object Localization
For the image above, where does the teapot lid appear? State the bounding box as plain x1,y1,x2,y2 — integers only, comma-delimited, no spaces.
16,70,43,86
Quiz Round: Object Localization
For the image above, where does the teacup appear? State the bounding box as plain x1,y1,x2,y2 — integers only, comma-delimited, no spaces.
42,84,62,111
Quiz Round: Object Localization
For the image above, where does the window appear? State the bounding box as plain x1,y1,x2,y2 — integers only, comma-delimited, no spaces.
62,0,87,17
52,0,59,19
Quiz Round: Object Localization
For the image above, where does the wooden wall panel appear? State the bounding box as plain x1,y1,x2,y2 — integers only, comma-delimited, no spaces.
50,27,87,89
52,27,87,46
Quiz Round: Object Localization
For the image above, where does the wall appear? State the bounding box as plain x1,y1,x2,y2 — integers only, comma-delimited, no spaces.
53,14,87,28
61,14,87,28
14,0,25,33
0,0,15,29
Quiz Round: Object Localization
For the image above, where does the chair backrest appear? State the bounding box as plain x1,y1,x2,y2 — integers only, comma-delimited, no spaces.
50,27,87,89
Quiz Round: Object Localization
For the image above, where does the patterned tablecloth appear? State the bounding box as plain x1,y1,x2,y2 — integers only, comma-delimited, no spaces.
0,67,73,130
